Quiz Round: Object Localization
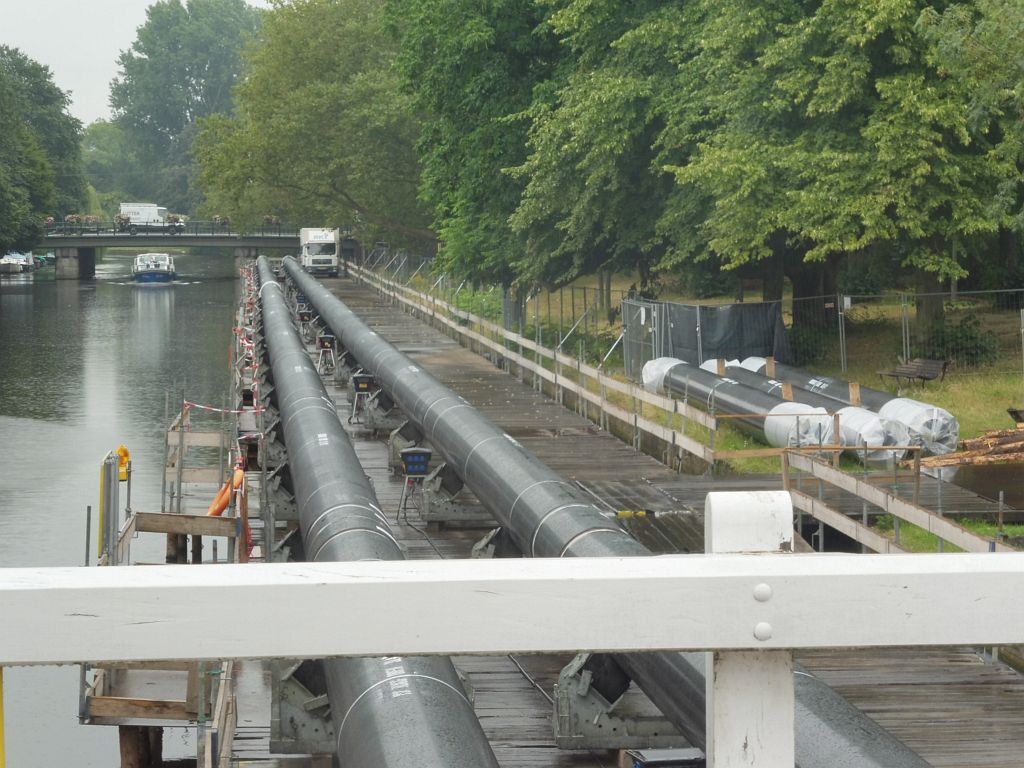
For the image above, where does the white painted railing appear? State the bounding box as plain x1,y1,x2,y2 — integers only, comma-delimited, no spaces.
1,492,1023,766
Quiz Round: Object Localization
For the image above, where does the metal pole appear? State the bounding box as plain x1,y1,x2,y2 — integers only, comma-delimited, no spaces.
0,666,5,768
85,505,92,567
161,390,169,513
838,294,848,372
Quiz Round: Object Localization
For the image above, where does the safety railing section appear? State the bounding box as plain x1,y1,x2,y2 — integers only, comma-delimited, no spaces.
349,262,918,468
347,261,719,465
7,492,1024,766
43,220,299,238
784,451,1014,554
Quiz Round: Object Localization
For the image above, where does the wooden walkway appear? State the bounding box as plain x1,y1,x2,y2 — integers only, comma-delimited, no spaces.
317,276,1024,768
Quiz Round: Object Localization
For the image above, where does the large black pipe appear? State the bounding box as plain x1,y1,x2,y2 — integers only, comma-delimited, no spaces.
643,357,836,448
283,258,930,768
256,257,499,768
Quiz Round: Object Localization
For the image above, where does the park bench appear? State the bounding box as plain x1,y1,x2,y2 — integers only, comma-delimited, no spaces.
877,358,949,387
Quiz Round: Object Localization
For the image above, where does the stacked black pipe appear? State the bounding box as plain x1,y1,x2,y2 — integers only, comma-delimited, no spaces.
282,257,930,768
255,257,498,768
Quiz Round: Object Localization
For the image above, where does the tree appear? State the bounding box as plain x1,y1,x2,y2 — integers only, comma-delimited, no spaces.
110,0,262,212
510,1,680,298
648,0,1015,335
81,120,143,216
387,0,559,284
920,0,1024,285
196,0,430,242
0,72,53,252
0,46,84,217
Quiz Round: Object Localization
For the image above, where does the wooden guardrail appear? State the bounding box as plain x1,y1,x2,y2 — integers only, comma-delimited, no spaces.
349,263,721,464
785,452,1014,553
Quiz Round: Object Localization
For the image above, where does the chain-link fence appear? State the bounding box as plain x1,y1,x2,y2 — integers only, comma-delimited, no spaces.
357,250,1024,383
843,290,1024,379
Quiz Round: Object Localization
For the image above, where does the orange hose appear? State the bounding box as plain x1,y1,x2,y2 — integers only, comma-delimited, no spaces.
207,468,244,516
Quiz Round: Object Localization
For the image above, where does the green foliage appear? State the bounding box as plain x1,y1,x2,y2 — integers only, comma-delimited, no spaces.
387,0,559,284
0,46,84,219
0,47,84,252
110,0,261,213
913,313,998,366
919,0,1024,230
81,120,142,215
510,2,675,289
196,0,429,242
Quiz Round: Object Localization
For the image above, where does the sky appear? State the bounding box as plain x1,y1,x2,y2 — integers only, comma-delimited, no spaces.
1,0,269,126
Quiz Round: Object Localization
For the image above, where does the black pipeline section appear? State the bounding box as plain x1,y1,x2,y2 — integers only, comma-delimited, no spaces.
283,257,930,768
255,257,499,768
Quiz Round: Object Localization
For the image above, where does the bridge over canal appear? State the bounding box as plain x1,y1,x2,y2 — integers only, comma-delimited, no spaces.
42,226,301,279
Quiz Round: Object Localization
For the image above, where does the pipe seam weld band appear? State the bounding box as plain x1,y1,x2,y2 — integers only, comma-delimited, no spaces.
508,479,574,527
257,281,282,298
336,674,471,752
462,435,505,479
559,527,624,558
423,398,471,439
304,503,387,537
530,503,599,558
310,527,401,562
280,396,339,429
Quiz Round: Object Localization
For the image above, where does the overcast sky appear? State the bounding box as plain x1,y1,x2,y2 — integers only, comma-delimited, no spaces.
1,0,268,126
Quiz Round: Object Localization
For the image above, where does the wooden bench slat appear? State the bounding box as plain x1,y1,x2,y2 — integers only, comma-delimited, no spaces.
877,358,948,385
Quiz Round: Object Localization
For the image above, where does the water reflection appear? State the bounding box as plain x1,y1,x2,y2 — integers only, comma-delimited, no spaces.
0,249,237,765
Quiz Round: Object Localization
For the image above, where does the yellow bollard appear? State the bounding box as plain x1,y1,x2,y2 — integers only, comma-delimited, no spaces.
1,666,6,768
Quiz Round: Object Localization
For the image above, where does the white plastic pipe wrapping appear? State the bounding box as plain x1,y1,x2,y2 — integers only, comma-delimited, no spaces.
741,357,959,455
707,361,910,463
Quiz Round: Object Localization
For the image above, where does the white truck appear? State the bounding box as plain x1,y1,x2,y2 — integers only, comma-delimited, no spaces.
299,228,340,277
117,202,184,235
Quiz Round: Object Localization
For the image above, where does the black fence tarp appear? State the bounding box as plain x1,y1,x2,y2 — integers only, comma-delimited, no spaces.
624,299,792,379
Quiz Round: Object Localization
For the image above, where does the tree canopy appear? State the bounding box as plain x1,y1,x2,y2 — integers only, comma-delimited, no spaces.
102,0,262,213
188,0,1024,297
0,46,84,252
196,0,430,242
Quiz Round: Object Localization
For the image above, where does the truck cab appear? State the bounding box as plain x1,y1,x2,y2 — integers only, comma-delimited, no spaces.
299,228,340,277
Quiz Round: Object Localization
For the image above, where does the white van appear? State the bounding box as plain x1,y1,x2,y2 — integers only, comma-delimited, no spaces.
299,228,340,277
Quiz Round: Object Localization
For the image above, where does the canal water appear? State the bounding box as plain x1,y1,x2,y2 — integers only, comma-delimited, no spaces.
0,250,237,766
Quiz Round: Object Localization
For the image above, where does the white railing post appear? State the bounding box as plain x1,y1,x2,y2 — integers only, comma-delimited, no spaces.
705,491,795,768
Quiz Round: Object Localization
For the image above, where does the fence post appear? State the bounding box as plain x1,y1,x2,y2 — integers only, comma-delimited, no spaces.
696,306,704,364
705,491,795,768
900,294,911,362
1019,309,1024,385
838,293,848,372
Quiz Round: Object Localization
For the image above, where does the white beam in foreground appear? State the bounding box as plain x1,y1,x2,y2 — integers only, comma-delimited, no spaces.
1,552,1023,665
705,491,795,768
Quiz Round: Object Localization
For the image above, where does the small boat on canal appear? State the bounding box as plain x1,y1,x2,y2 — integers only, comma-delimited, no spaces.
132,252,176,283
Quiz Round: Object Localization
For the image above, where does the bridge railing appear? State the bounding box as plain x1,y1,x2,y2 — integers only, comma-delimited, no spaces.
43,221,299,238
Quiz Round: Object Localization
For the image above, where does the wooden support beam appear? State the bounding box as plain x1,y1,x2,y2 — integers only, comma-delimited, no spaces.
96,696,193,720
134,512,239,539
